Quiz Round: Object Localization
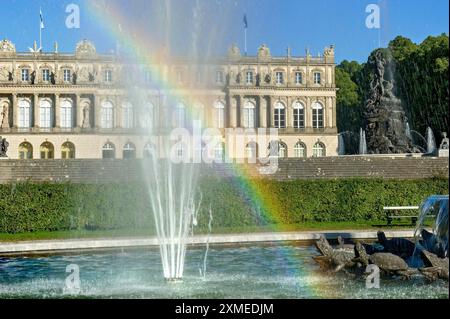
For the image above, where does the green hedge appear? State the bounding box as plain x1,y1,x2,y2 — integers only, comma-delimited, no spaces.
0,178,448,233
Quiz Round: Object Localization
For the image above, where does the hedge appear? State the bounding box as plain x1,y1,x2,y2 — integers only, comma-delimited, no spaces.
0,178,448,233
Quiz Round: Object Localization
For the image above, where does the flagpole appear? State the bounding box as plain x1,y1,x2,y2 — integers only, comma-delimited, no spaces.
244,28,247,56
39,8,42,52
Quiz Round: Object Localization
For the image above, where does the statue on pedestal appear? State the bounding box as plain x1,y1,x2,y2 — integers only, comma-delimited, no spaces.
0,136,9,157
82,105,91,128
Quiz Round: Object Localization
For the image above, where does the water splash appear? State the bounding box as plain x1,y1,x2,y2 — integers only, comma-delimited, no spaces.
200,204,213,279
359,128,367,155
426,127,437,154
338,134,346,155
414,195,449,258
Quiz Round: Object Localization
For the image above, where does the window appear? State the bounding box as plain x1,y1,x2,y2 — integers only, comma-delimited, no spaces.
246,71,253,84
293,101,305,129
294,142,306,158
295,72,302,85
276,72,284,85
101,101,114,129
195,70,202,83
216,70,224,84
313,142,326,157
145,71,152,84
21,69,30,82
245,142,258,162
243,101,255,128
143,143,155,159
269,141,287,158
123,142,136,159
102,142,115,159
18,99,31,128
312,102,324,129
214,101,225,129
142,103,154,129
40,99,52,129
60,99,73,129
122,102,134,128
104,70,113,83
18,142,33,159
42,69,50,82
40,142,54,159
63,69,71,82
313,72,321,84
274,102,286,129
174,103,186,128
176,70,183,83
61,142,75,159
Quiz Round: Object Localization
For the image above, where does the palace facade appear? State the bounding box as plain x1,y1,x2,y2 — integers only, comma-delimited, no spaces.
0,39,338,160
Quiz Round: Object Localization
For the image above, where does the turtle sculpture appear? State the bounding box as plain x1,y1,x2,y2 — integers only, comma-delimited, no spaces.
314,235,356,273
353,242,418,279
419,250,449,281
377,231,416,259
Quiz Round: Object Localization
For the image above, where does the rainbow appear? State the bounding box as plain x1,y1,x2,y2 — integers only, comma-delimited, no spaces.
83,0,328,297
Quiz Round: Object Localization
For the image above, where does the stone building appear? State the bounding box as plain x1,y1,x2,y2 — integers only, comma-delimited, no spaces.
0,39,338,160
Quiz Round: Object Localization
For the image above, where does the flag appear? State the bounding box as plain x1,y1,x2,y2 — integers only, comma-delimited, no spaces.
40,9,45,29
243,14,248,29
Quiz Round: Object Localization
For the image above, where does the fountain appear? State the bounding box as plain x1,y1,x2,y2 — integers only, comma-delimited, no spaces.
426,127,437,154
363,49,415,154
359,128,367,155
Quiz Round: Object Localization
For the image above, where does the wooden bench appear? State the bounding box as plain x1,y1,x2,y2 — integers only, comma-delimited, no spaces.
383,206,419,226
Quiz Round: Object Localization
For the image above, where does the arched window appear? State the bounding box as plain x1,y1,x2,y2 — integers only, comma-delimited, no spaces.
18,142,33,159
274,101,286,128
123,142,136,159
18,99,31,128
174,102,186,128
102,142,115,159
194,103,205,123
312,142,326,157
243,101,255,128
40,142,54,159
40,99,52,129
141,103,154,129
143,143,155,159
268,141,287,158
294,141,307,158
122,102,133,129
312,102,324,129
61,142,75,159
60,99,73,129
245,142,258,162
214,101,225,129
101,101,114,129
293,101,305,129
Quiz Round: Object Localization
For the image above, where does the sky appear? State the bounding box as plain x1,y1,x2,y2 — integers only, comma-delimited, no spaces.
0,0,448,63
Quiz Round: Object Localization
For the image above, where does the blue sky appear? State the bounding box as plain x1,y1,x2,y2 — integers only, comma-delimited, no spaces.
0,0,448,63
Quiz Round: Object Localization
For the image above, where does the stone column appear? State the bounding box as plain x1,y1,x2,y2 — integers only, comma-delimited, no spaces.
76,94,82,128
286,96,292,129
115,96,122,128
305,97,311,129
266,96,272,128
95,95,101,129
34,94,40,128
331,97,337,128
230,96,237,128
12,94,18,129
259,96,267,128
55,93,61,128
